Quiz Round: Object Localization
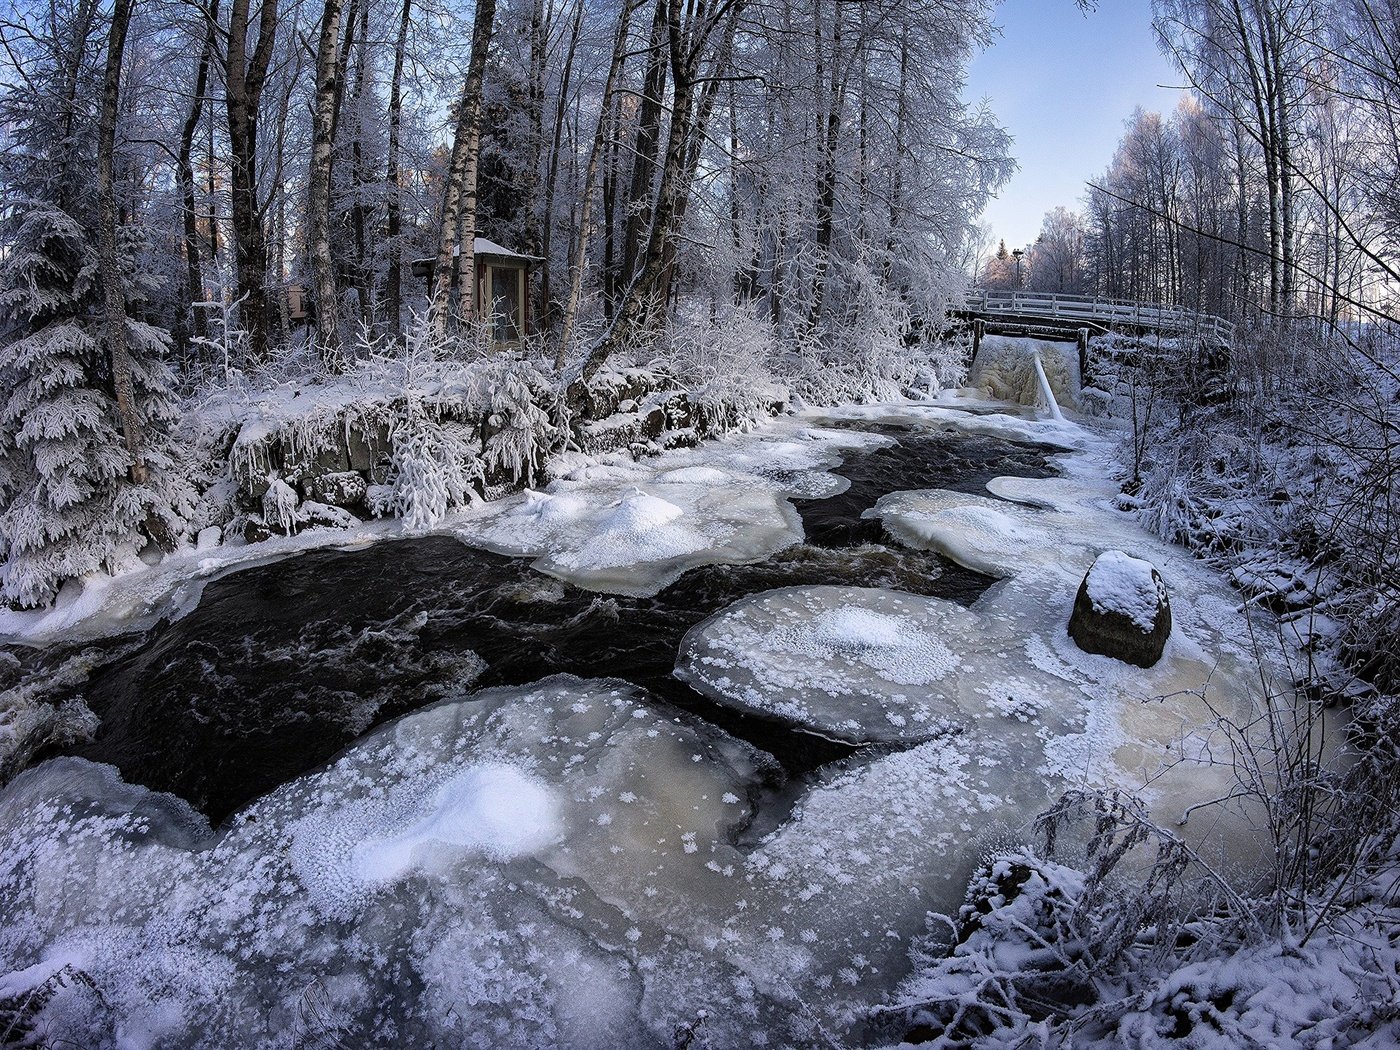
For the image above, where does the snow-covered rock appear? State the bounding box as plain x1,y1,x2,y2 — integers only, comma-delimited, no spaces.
302,470,368,508
1069,550,1172,667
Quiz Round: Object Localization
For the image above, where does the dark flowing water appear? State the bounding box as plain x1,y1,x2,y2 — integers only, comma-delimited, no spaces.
51,426,1056,823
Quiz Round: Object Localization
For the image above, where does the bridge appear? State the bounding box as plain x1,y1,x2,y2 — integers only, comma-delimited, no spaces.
951,290,1237,345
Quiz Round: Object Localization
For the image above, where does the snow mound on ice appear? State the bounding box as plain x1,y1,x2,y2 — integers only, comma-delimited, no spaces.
347,764,560,884
553,490,709,573
456,474,801,596
451,419,895,596
1084,549,1164,630
520,487,591,524
676,586,976,743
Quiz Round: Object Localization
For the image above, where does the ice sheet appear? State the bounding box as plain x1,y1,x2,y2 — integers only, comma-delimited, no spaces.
676,586,983,743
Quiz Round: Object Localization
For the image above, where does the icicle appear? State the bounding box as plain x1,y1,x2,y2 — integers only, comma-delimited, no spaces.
1031,351,1064,422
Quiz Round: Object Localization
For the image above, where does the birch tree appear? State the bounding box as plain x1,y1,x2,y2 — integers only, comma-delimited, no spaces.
429,0,498,335
309,0,352,362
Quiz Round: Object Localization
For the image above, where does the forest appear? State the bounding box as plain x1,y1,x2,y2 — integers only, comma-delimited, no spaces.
0,0,1025,608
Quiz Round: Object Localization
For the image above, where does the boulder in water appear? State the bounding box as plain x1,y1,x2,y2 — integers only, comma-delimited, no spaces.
1069,550,1171,667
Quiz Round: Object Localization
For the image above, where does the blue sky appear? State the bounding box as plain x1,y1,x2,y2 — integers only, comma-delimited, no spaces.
964,0,1185,250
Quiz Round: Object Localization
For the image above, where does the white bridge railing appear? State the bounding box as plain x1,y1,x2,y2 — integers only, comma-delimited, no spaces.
959,289,1236,344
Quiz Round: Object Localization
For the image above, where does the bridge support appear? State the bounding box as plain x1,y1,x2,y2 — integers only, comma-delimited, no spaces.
1077,327,1090,384
971,319,985,368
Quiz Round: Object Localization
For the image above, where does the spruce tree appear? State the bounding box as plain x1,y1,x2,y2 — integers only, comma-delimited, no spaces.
0,0,191,609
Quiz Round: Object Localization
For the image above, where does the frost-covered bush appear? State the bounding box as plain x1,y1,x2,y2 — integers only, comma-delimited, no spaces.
869,787,1400,1050
658,305,784,433
199,312,563,535
778,258,966,405
386,407,485,532
476,356,559,485
877,791,1198,1048
1104,324,1400,701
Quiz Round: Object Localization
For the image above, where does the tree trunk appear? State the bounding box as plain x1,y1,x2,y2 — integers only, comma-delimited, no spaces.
1266,9,1295,312
270,63,297,348
309,0,351,365
808,0,844,331
330,0,361,145
225,0,279,362
623,0,669,284
886,25,909,283
385,0,413,340
57,0,101,214
98,0,146,483
522,0,547,258
602,88,622,318
540,0,585,332
348,0,372,327
176,0,218,355
428,0,498,336
556,0,637,363
579,0,742,383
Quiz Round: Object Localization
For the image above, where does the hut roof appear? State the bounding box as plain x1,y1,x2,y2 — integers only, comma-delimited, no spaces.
466,237,540,262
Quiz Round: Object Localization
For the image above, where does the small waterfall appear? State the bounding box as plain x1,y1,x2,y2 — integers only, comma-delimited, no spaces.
967,335,1081,413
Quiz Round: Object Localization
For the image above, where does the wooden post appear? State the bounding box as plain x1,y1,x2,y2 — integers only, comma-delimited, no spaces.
971,318,985,371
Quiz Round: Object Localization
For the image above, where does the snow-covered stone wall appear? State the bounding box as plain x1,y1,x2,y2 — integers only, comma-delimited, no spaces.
218,364,788,546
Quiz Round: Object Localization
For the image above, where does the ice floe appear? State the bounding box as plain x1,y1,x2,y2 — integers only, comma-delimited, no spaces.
676,586,978,744
455,478,801,596
452,423,890,596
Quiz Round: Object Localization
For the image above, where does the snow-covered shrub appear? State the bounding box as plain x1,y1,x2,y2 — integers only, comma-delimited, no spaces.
879,848,1093,1047
475,357,560,486
875,791,1245,1049
1108,322,1400,700
658,305,783,433
385,406,484,532
775,256,967,405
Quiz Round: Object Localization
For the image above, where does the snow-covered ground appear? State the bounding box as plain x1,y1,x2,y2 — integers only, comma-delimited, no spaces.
0,393,1339,1046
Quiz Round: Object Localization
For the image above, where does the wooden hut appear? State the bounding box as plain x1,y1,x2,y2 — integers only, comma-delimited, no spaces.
411,237,539,348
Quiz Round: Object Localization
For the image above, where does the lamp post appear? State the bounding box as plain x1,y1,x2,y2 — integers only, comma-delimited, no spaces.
1012,248,1024,289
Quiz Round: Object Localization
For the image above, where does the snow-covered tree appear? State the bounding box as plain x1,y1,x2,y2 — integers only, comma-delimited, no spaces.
980,239,1019,289
1026,206,1089,294
0,0,191,609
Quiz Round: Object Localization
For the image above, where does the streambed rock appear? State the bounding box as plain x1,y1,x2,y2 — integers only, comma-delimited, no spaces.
1069,550,1171,667
302,470,368,507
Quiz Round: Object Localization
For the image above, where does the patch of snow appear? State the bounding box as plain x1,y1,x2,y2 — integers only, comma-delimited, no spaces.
1084,549,1164,629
